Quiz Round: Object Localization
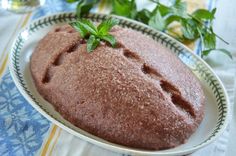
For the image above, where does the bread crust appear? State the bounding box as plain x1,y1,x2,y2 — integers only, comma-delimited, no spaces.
30,25,205,150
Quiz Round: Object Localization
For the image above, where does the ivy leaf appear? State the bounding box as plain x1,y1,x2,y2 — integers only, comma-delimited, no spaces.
158,4,172,16
75,0,99,17
165,15,182,26
66,0,79,3
203,31,216,50
172,0,187,16
151,2,172,16
211,8,217,17
135,9,151,24
112,0,137,19
181,19,198,40
148,10,166,31
192,9,215,21
87,35,100,52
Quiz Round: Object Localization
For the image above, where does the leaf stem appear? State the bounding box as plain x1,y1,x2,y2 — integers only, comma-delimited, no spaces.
188,14,229,44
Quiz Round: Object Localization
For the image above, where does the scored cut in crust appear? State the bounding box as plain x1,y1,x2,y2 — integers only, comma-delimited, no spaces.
30,25,205,150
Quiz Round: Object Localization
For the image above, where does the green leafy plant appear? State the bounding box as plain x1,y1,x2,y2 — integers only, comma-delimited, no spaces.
66,0,232,59
113,0,231,58
70,18,119,52
111,0,137,19
67,0,99,17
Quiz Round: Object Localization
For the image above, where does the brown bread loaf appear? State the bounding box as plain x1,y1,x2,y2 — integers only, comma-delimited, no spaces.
30,25,205,150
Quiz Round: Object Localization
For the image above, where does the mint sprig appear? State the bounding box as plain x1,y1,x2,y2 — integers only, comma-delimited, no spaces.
67,0,231,59
70,18,119,52
141,0,231,58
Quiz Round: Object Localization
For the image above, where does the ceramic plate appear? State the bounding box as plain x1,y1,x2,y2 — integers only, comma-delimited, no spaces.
9,13,229,156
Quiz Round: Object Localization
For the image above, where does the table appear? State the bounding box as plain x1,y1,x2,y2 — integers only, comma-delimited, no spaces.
0,0,235,155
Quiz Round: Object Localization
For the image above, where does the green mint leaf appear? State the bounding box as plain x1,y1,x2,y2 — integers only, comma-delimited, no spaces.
148,10,166,31
71,18,118,52
101,34,116,47
181,19,198,40
98,18,119,35
66,0,80,3
202,49,232,59
165,15,182,26
70,22,87,38
211,8,217,16
78,19,98,35
172,0,187,16
76,0,99,17
150,0,172,16
87,35,100,52
66,0,79,3
68,0,229,58
112,0,137,19
157,4,172,16
203,31,216,50
192,9,215,21
135,9,151,24
202,49,212,56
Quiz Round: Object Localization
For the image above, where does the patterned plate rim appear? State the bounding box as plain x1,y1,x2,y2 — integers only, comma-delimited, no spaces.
9,12,229,155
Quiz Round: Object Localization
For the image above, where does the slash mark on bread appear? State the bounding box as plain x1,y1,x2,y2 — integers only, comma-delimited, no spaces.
120,45,195,118
42,42,80,84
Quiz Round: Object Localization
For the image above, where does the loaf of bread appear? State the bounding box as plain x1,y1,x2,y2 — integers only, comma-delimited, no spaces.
30,25,205,150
